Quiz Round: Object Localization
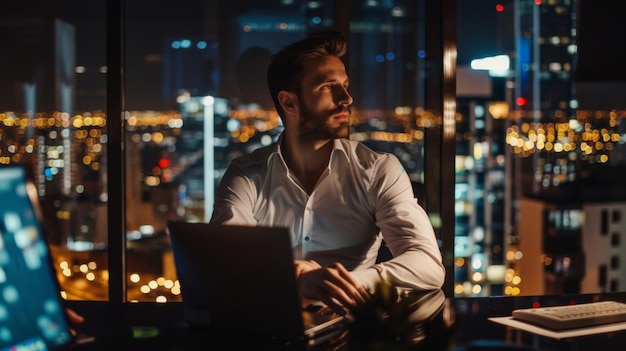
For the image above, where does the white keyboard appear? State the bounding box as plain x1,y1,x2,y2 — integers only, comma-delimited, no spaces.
512,301,626,330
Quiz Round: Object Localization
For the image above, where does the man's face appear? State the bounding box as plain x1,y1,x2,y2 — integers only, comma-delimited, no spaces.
296,55,353,141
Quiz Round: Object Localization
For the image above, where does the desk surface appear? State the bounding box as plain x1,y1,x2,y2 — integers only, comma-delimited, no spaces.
489,316,626,340
65,291,626,351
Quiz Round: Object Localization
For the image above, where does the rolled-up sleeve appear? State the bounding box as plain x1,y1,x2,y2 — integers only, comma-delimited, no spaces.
349,154,445,292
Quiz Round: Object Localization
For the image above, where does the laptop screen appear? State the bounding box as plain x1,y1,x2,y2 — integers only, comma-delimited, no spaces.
0,166,73,350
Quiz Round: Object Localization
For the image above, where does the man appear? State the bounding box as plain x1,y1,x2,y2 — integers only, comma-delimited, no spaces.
210,30,444,314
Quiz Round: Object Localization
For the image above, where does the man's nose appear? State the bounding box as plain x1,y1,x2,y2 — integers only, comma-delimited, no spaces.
336,86,353,106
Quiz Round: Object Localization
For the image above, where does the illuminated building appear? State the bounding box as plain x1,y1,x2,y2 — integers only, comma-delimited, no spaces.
453,0,626,297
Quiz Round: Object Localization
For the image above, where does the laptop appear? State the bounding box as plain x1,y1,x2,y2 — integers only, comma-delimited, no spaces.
166,220,346,344
0,165,77,350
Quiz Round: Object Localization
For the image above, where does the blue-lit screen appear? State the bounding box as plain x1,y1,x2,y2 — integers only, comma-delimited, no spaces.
0,166,72,350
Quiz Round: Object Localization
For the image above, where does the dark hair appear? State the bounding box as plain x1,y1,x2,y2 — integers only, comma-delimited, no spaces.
267,30,347,118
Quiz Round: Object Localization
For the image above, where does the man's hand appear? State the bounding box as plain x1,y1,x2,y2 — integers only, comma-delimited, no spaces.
297,262,369,315
66,308,84,325
294,259,321,277
65,308,84,337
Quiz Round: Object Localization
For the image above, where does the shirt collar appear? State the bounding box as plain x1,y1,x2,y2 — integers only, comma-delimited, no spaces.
331,138,350,163
268,134,283,168
271,134,351,168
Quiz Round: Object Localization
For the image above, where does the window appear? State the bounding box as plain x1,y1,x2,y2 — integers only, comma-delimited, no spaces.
613,209,622,223
601,209,609,236
611,256,620,270
611,233,621,247
0,1,108,300
0,0,454,302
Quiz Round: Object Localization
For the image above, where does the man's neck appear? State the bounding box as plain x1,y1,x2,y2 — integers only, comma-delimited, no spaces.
282,132,334,194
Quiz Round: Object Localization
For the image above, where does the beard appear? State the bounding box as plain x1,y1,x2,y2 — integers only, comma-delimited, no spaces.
297,101,350,142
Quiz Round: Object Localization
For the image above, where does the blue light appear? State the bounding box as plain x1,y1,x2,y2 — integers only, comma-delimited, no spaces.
418,50,426,58
171,41,181,49
474,105,485,118
180,39,192,48
197,41,208,49
311,16,322,25
375,54,385,63
385,52,395,60
226,119,241,132
44,168,53,180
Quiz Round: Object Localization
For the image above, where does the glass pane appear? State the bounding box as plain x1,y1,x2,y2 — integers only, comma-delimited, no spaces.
456,0,626,297
124,0,317,302
0,1,108,300
348,0,427,183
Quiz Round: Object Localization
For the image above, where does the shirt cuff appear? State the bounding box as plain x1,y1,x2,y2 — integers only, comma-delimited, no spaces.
349,266,383,293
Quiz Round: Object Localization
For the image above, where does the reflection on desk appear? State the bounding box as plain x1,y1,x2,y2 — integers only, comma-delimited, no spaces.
65,289,452,350
65,291,626,350
348,288,450,349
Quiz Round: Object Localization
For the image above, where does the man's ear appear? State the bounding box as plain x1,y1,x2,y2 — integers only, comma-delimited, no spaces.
278,91,298,115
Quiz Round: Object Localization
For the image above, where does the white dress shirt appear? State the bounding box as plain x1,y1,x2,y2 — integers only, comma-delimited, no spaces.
210,137,445,292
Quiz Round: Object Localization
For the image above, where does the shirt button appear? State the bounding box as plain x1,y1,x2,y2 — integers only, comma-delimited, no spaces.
304,236,310,241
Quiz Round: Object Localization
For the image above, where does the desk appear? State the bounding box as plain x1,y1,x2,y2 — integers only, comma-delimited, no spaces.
454,292,626,351
65,289,451,350
64,291,626,350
